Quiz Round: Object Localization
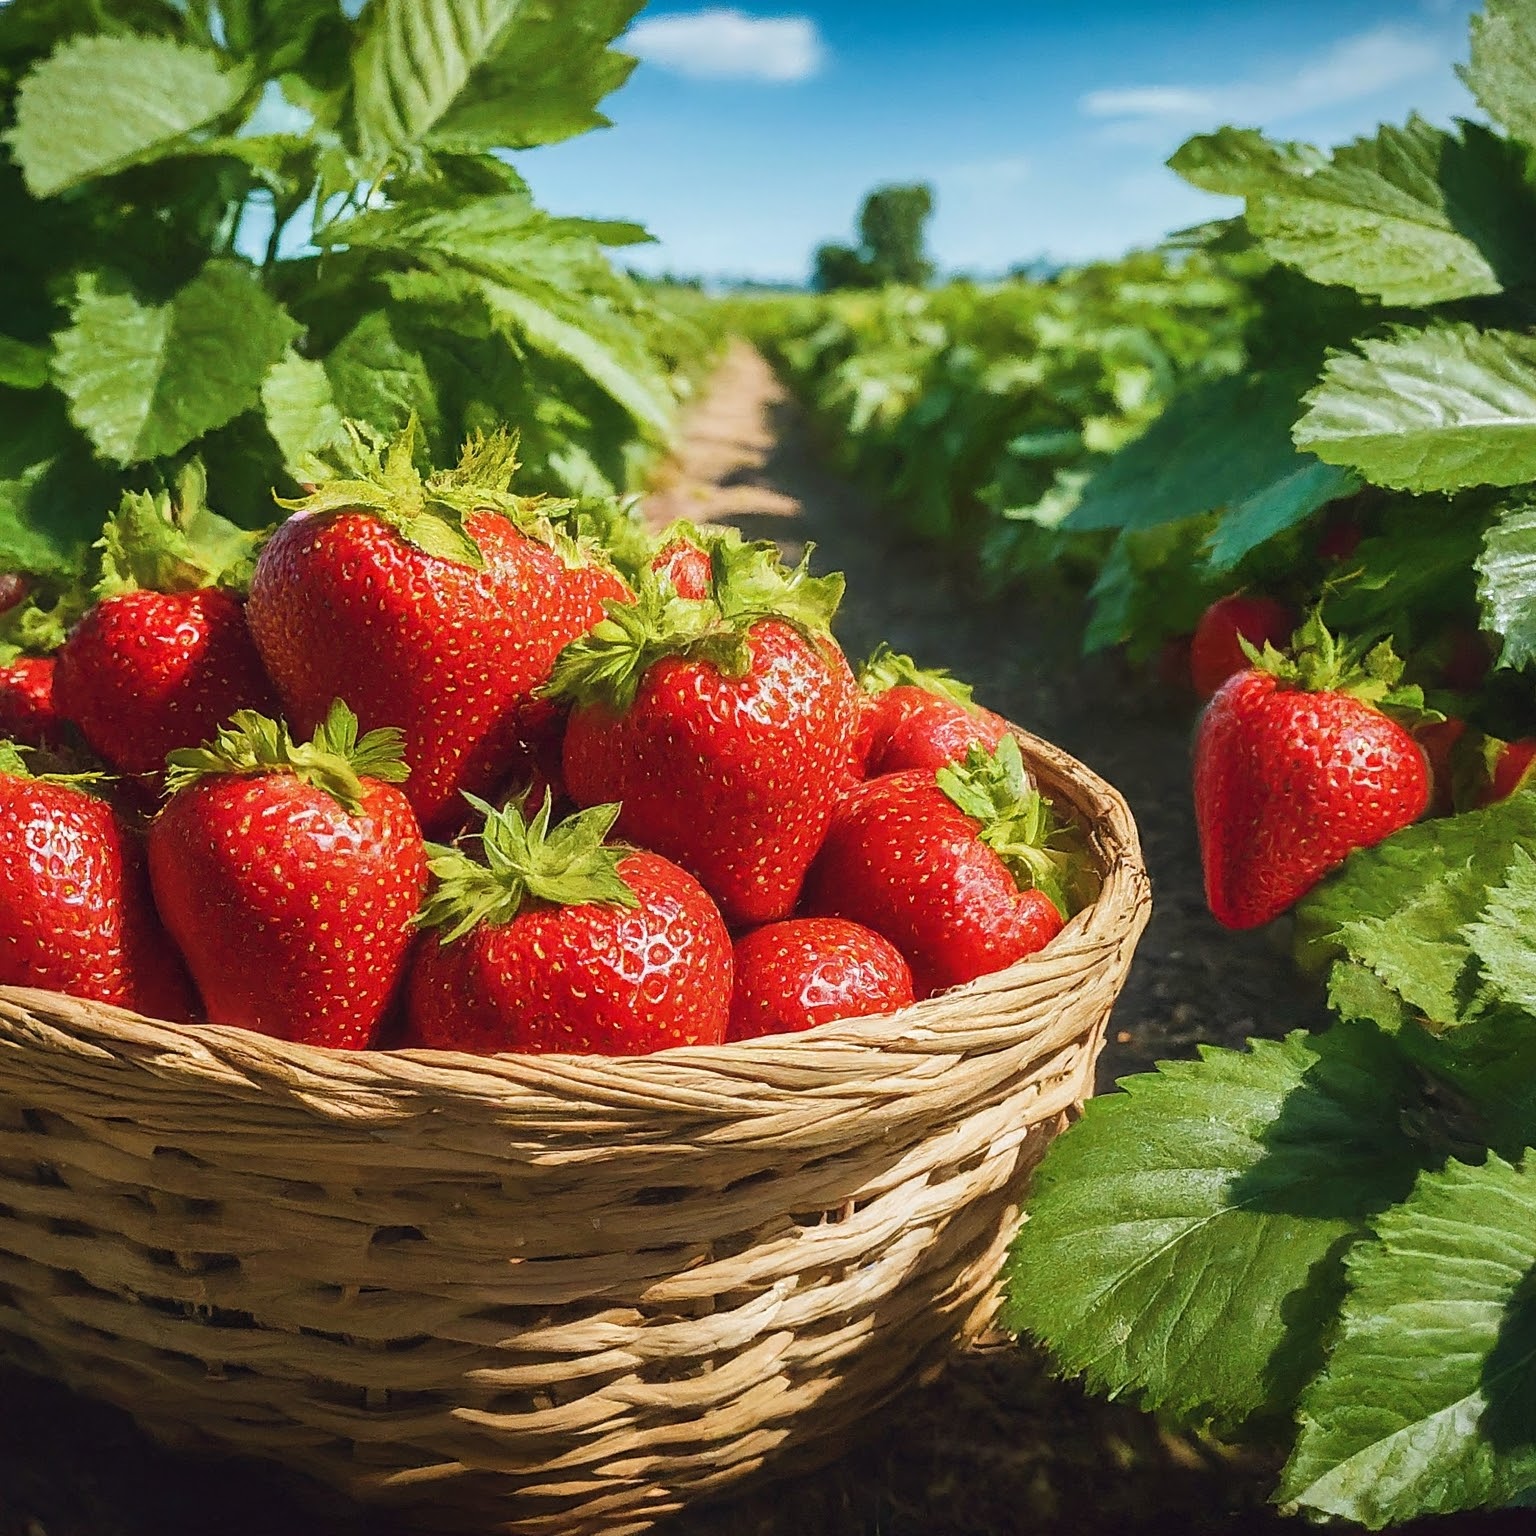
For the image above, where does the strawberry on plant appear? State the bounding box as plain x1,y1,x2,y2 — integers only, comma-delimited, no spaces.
0,742,195,1019
549,539,861,927
0,575,27,614
801,736,1083,999
1413,716,1468,817
246,420,628,838
0,578,90,749
405,796,731,1055
856,642,1009,776
1190,593,1296,699
727,917,913,1041
148,702,427,1049
650,530,712,600
1194,615,1432,930
0,656,59,747
1475,737,1536,807
53,470,275,783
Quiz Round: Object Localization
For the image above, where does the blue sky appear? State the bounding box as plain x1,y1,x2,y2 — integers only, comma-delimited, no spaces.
514,0,1483,284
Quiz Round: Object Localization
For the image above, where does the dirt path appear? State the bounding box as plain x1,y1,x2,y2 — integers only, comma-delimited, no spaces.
647,340,1325,1090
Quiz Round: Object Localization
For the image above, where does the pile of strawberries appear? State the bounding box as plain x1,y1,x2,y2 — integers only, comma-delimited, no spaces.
0,424,1088,1056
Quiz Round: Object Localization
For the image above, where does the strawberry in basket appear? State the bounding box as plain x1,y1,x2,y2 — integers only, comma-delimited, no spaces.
547,539,861,927
54,471,276,788
246,420,628,837
0,742,196,1018
405,796,731,1054
148,702,428,1048
855,643,1010,776
802,735,1085,999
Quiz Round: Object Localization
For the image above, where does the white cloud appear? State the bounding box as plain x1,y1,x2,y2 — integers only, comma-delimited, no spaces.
1081,24,1443,128
627,9,826,83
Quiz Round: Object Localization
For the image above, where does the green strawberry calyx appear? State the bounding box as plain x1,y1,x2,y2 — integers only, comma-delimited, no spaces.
0,740,112,791
1245,611,1440,726
276,416,579,572
0,583,89,664
164,700,408,814
543,536,845,714
418,795,640,943
857,641,976,706
936,736,1085,920
94,460,264,601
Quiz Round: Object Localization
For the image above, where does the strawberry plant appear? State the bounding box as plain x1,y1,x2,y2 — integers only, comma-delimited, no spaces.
0,0,712,582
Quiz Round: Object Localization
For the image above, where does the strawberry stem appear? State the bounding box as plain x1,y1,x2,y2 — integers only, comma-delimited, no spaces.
418,795,640,942
275,416,573,571
163,700,408,814
936,736,1083,919
857,642,976,706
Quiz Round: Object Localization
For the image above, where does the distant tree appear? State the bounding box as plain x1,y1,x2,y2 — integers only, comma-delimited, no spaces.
812,182,935,291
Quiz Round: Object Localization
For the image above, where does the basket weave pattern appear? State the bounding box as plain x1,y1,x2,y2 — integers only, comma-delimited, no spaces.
0,729,1148,1535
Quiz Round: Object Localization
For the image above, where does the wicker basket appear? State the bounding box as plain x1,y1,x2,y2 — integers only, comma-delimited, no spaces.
0,727,1148,1535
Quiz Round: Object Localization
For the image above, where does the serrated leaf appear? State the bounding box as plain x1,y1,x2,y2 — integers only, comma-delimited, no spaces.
6,34,249,197
261,349,348,470
1296,793,1536,1027
1281,1154,1536,1528
1169,127,1326,197
1004,1023,1431,1430
1477,499,1536,671
1295,324,1536,493
351,0,641,165
1247,117,1535,305
0,394,115,578
320,312,443,447
52,263,299,466
0,337,48,390
1464,0,1536,148
1465,845,1536,1017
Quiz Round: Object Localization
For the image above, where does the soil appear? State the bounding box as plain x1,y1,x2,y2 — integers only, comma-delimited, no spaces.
0,344,1510,1536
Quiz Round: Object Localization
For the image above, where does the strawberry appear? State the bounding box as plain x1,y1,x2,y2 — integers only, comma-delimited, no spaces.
0,575,28,614
148,702,428,1049
801,736,1081,999
246,421,627,838
405,797,731,1055
0,656,59,747
727,917,913,1041
1476,737,1536,807
1194,616,1432,930
0,742,195,1019
53,475,275,783
1190,594,1296,699
1316,517,1362,563
1414,716,1468,816
549,540,861,927
651,533,712,600
855,643,1009,776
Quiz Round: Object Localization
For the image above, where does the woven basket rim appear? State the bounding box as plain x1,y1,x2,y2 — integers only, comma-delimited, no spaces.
0,724,1147,1119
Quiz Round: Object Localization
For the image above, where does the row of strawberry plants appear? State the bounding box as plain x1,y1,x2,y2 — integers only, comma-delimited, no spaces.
1004,0,1536,1525
0,0,720,605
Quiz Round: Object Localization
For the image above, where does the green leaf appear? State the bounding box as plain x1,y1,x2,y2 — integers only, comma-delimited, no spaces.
1295,324,1536,493
1246,117,1534,305
53,263,299,466
6,34,249,197
1004,1023,1431,1430
322,196,675,437
319,312,443,448
1207,457,1359,571
261,349,348,471
1281,1153,1536,1528
1463,0,1536,148
1296,793,1536,1027
0,393,115,578
1464,845,1536,1018
0,337,49,390
1477,499,1536,671
1169,127,1325,197
351,0,641,165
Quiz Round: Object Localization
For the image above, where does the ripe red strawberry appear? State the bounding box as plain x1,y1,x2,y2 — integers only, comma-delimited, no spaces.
148,702,428,1049
651,533,711,599
727,918,913,1041
1414,716,1468,817
802,736,1080,999
405,797,731,1055
0,656,60,747
1476,737,1536,807
246,422,627,837
1195,617,1431,929
1190,594,1297,699
855,644,1009,776
0,575,28,614
551,541,861,927
0,742,195,1018
53,482,275,782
